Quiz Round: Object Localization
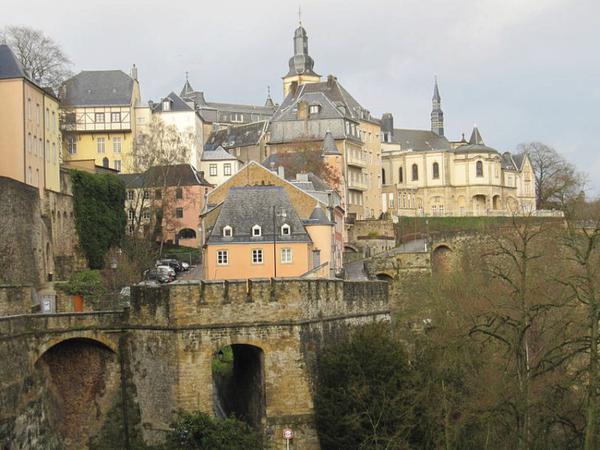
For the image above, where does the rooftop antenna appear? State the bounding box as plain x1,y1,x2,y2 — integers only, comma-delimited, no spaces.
298,4,302,25
185,71,189,81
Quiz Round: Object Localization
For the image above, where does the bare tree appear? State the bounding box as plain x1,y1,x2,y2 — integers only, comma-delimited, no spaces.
1,25,72,92
518,142,585,210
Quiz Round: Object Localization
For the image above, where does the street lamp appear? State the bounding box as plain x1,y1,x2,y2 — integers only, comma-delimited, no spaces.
272,207,287,278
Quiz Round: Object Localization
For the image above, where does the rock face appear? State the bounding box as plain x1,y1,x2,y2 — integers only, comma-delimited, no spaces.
0,278,390,449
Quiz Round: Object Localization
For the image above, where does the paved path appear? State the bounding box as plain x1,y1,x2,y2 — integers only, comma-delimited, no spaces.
178,264,203,281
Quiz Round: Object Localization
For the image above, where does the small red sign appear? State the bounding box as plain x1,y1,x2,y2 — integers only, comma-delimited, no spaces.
283,428,294,440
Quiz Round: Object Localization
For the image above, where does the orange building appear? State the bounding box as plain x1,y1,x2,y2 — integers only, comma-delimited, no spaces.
0,44,61,193
203,185,333,280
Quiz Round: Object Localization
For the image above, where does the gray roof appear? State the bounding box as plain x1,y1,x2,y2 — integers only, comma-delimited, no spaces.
208,186,310,244
286,25,319,78
272,76,373,123
120,164,210,188
151,92,194,113
455,127,499,154
305,204,333,225
201,146,238,161
61,70,135,106
501,152,526,171
0,44,27,80
389,129,451,151
322,130,341,155
469,126,484,145
205,121,267,149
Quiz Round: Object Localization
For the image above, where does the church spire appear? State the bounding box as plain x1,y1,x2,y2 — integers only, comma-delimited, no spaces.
431,76,444,137
286,17,319,78
265,86,275,107
180,72,195,99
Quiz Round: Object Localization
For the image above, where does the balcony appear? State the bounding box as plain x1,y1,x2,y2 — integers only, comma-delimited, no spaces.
346,149,367,168
347,176,368,191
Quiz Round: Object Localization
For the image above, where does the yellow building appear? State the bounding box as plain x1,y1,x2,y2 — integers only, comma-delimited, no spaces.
60,66,141,173
0,44,61,193
203,185,333,280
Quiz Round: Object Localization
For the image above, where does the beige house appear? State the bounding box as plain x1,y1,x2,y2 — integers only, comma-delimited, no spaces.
0,44,61,193
200,146,243,186
60,67,141,173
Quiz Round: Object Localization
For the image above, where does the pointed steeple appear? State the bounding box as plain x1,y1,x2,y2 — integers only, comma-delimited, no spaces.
431,76,444,137
469,125,484,145
265,86,275,108
322,130,341,156
180,72,195,99
286,20,319,78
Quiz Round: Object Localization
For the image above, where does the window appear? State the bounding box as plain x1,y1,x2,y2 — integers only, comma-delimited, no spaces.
217,250,229,265
224,163,232,176
127,190,134,200
128,209,134,220
309,104,321,115
432,162,440,179
389,193,394,209
97,137,106,153
223,226,233,237
179,228,196,239
209,164,217,176
252,225,262,237
67,136,77,154
143,190,150,200
281,248,293,264
112,137,122,153
128,224,134,235
114,160,121,171
162,100,171,111
142,209,151,220
176,188,183,199
382,168,386,185
476,161,484,177
95,112,105,123
252,249,263,264
231,113,243,123
399,167,403,183
155,189,162,199
175,208,184,218
111,112,121,122
281,224,291,236
412,164,418,181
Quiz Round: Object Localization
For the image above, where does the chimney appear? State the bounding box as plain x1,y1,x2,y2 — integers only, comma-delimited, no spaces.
130,64,138,81
327,74,337,87
277,166,285,179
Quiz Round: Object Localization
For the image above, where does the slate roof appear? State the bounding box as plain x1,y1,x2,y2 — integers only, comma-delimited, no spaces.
201,146,238,161
207,186,311,244
454,127,499,154
272,77,373,123
151,92,194,113
120,164,210,188
305,204,333,225
389,129,452,151
0,44,27,80
322,130,341,155
205,121,267,149
61,70,135,106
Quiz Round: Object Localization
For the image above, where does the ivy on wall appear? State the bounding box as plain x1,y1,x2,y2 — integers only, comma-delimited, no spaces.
71,170,126,269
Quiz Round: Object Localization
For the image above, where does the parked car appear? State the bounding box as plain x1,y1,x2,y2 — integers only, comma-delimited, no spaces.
143,268,171,283
157,259,184,273
156,265,176,281
181,262,190,271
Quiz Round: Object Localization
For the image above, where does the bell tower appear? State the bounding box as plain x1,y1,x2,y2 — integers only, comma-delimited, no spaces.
431,76,444,137
282,13,321,97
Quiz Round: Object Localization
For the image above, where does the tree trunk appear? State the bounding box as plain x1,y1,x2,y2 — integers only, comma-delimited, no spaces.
584,300,599,450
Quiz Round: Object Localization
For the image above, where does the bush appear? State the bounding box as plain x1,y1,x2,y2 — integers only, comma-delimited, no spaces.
58,269,106,306
165,411,262,450
71,170,126,269
315,323,415,450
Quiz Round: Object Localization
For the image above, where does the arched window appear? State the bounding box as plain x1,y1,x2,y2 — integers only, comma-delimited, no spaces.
178,228,197,239
412,164,418,181
252,225,262,237
432,162,440,179
399,167,403,183
381,168,386,185
223,225,233,237
281,224,291,236
476,161,483,177
102,157,109,168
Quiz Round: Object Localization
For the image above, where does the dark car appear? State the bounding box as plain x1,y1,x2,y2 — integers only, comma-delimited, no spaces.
144,268,170,283
157,259,184,273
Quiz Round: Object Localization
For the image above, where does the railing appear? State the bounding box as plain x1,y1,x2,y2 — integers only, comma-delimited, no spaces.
346,150,367,168
348,177,368,190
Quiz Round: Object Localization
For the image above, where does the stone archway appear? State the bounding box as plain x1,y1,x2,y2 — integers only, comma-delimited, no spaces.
212,343,266,429
375,273,394,282
34,338,121,449
432,245,453,274
472,194,486,215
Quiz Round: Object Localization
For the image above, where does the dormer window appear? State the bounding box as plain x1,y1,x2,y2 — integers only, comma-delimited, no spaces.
163,100,171,111
252,225,262,237
223,226,233,237
309,104,321,115
281,224,291,236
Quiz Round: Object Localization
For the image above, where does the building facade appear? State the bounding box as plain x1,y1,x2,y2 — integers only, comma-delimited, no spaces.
380,81,536,216
199,145,243,186
0,44,61,194
60,67,141,173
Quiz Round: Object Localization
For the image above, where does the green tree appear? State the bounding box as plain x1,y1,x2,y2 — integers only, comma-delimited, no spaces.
314,323,415,450
165,411,262,450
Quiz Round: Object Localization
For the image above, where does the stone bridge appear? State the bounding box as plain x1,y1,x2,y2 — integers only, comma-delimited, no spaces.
0,278,389,450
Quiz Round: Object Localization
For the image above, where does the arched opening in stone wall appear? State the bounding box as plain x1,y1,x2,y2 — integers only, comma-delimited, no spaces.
34,338,120,449
375,273,394,282
432,245,453,274
212,344,266,429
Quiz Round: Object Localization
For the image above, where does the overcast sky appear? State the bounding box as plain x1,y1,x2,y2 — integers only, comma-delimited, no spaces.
3,0,599,196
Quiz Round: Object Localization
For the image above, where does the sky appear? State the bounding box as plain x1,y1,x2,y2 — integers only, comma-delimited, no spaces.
3,0,599,196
